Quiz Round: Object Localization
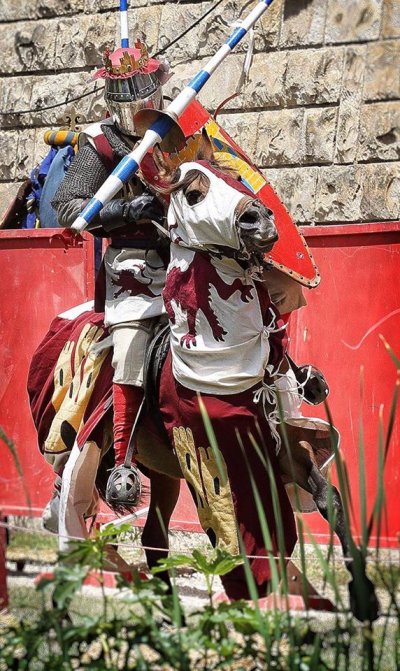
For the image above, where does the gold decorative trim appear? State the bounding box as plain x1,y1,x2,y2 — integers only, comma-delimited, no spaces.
172,426,240,555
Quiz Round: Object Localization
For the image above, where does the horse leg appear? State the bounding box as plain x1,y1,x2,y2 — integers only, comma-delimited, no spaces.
141,470,180,586
306,460,380,621
278,437,379,621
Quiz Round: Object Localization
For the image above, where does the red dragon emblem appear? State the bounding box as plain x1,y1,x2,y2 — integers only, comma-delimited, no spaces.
111,264,160,299
163,252,253,348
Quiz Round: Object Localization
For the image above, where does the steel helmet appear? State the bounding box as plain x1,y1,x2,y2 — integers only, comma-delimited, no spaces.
93,39,170,137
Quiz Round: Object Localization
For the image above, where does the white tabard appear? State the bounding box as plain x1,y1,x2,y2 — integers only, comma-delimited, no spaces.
103,247,166,327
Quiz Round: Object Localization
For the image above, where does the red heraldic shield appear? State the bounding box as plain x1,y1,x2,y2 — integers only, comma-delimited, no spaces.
141,101,319,288
181,102,319,287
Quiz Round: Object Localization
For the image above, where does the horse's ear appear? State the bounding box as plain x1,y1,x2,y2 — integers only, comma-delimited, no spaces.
197,128,214,162
152,143,170,179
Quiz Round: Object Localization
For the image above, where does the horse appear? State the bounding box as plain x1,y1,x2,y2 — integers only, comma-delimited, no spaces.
29,140,379,619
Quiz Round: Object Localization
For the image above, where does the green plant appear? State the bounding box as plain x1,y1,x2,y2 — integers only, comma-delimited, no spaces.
1,348,400,669
1,520,399,670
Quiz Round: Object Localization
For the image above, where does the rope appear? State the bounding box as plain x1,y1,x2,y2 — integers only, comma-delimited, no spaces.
0,0,227,118
5,514,399,625
0,519,394,566
0,85,104,117
253,310,293,451
154,0,225,58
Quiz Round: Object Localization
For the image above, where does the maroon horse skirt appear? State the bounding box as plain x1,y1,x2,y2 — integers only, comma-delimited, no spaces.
159,352,297,600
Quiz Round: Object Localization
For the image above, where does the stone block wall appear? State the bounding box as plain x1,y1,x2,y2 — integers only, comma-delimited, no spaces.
0,0,399,224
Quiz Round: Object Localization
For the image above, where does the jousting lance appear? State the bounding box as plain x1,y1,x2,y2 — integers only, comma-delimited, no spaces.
72,0,275,233
120,0,129,48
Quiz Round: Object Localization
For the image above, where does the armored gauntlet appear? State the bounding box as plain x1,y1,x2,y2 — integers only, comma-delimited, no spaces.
88,193,165,235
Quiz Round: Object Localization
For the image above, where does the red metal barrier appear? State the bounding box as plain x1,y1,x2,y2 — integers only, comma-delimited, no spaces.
0,229,95,515
0,224,399,546
290,223,400,547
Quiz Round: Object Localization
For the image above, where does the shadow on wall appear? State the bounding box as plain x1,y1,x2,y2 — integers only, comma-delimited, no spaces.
284,0,314,19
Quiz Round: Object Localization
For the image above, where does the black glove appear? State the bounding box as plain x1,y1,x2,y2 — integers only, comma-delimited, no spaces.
88,193,165,235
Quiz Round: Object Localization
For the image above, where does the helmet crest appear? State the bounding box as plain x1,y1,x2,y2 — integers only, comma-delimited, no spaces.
93,41,161,81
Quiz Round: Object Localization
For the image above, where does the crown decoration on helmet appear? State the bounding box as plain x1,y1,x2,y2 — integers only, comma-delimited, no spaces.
105,39,149,74
93,39,161,80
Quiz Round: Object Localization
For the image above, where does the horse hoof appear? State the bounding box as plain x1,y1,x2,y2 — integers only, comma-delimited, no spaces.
348,579,381,622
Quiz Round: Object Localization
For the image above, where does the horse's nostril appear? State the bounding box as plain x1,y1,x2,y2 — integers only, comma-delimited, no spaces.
239,202,275,226
257,228,279,250
239,209,258,225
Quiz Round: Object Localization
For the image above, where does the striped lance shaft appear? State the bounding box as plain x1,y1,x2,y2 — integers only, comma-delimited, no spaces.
120,0,129,48
72,0,275,233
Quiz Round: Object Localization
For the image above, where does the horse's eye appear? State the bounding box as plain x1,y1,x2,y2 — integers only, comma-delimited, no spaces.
185,189,205,206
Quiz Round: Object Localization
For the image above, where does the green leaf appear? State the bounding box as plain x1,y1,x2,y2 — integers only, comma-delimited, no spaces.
192,548,242,576
50,564,89,609
151,553,196,574
0,426,32,509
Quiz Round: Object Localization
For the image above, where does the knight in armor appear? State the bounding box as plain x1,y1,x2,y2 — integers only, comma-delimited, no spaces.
48,39,329,531
52,39,171,506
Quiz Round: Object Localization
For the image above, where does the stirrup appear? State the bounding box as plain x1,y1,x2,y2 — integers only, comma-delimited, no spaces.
106,464,142,507
287,355,329,406
295,364,329,405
